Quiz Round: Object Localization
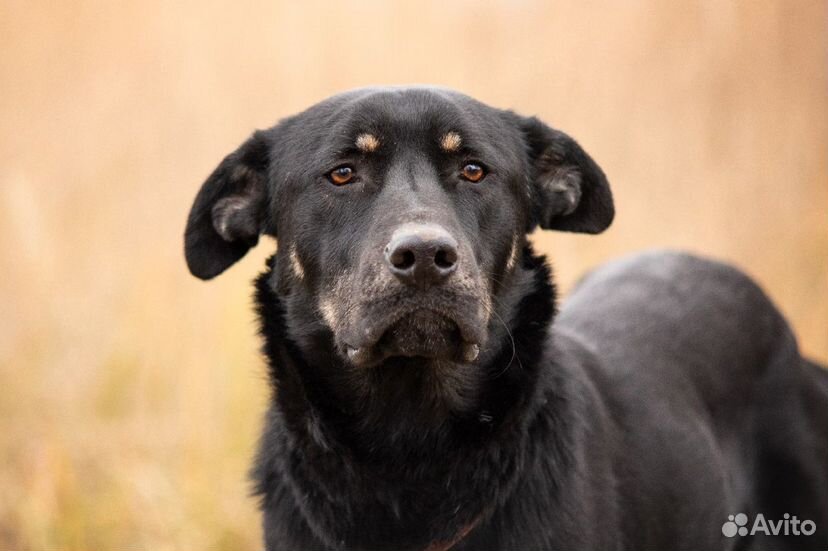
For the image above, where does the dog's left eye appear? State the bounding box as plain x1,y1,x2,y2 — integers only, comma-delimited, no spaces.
460,163,486,183
328,166,355,186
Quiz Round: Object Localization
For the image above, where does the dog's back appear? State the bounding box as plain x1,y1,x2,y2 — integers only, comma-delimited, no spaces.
558,250,828,550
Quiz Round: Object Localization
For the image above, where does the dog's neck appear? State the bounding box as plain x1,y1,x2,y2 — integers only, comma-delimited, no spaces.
252,249,566,550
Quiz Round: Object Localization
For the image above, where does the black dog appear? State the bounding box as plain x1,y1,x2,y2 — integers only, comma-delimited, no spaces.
185,87,828,551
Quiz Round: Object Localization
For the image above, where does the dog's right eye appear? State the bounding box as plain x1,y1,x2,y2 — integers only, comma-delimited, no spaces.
460,163,486,183
328,166,355,186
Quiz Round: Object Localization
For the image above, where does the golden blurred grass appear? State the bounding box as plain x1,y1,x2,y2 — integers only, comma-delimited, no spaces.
1,1,825,549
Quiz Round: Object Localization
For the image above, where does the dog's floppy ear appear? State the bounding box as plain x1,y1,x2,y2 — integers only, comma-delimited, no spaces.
185,130,271,280
520,116,614,234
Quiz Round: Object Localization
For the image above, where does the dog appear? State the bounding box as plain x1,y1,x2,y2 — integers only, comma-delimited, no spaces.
184,87,828,551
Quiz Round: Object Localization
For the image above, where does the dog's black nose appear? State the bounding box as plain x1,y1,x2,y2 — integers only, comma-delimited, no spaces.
385,224,458,288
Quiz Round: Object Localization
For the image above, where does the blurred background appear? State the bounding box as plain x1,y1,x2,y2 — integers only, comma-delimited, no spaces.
1,1,826,549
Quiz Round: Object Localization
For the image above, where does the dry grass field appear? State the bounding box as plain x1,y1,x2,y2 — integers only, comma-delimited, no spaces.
1,1,825,549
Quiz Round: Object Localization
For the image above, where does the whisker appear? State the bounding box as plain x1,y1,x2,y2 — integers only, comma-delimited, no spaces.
485,302,521,379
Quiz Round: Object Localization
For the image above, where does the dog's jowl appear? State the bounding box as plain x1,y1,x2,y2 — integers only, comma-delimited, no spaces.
185,87,828,551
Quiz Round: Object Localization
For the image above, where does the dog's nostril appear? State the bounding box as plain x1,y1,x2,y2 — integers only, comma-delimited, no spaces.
434,248,457,269
392,249,416,270
385,224,460,287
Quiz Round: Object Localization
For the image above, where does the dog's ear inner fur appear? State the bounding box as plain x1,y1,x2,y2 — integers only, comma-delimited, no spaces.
520,116,614,234
184,131,271,280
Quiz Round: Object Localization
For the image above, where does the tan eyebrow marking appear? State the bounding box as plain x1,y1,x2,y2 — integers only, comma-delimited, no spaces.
440,131,462,152
355,133,380,152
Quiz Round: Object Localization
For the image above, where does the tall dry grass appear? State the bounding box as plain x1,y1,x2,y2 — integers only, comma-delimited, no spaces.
1,1,825,549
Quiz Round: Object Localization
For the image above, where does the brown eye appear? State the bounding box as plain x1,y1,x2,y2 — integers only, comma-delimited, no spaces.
461,163,485,183
329,166,354,185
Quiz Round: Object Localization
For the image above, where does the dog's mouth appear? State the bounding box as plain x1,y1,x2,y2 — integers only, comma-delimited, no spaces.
343,308,484,368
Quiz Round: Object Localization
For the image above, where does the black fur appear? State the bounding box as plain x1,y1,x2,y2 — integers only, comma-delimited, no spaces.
185,87,828,550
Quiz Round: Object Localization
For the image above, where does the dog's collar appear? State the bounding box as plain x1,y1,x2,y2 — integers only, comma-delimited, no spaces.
423,518,480,551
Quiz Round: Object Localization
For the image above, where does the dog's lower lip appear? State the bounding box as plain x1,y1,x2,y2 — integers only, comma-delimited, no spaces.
343,307,487,366
364,310,484,346
347,342,481,367
345,339,481,367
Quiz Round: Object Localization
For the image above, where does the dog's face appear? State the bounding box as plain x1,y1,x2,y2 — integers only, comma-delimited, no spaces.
185,87,612,371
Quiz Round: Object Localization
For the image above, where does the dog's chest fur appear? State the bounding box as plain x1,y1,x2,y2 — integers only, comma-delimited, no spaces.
248,254,619,551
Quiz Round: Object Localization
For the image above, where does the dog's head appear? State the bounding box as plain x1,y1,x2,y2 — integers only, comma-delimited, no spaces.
185,87,612,372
